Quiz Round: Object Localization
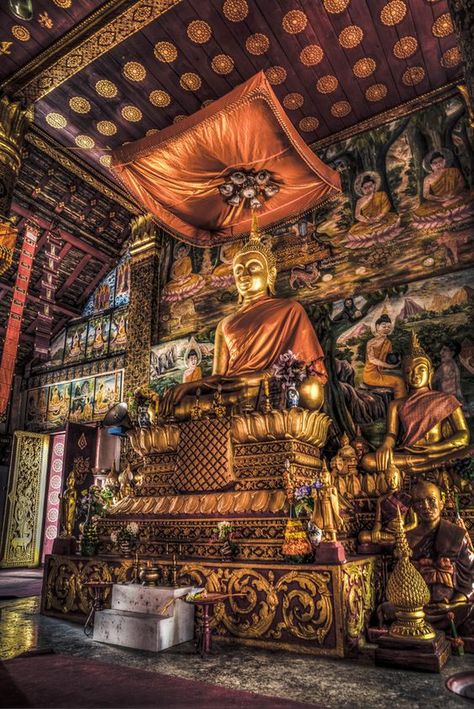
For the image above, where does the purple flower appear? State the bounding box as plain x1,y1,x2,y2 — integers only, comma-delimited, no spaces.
312,480,323,490
295,485,312,500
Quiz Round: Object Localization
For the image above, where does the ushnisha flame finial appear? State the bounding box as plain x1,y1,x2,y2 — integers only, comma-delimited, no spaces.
404,329,432,370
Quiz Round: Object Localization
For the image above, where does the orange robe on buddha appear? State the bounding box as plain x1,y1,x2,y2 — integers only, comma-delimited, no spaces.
221,296,327,382
346,191,401,249
413,167,473,228
362,337,406,399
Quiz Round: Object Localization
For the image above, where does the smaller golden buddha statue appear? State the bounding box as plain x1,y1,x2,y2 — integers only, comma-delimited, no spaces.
311,462,344,542
60,470,77,538
358,464,416,546
118,464,134,499
338,432,362,497
160,212,327,418
361,331,469,474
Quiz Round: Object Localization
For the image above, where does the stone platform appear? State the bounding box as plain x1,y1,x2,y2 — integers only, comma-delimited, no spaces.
93,584,194,652
42,554,375,657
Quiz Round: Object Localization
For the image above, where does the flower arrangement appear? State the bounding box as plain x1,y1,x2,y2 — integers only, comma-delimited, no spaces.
211,520,240,558
127,386,160,420
78,484,112,524
272,350,307,389
294,480,322,518
110,521,140,546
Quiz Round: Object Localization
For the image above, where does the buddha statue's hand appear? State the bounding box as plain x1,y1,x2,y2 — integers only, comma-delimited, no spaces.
427,593,468,613
161,381,200,417
375,440,394,473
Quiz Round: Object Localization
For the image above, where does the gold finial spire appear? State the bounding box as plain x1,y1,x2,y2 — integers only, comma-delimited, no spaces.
250,209,260,240
385,507,435,640
404,329,431,369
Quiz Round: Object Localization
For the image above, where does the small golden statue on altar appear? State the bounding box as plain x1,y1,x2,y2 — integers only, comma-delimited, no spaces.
333,433,362,498
160,212,327,418
60,469,77,538
362,330,469,474
358,464,416,547
118,464,134,499
311,462,343,543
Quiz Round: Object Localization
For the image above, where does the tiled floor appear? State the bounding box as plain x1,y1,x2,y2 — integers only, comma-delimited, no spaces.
0,583,472,708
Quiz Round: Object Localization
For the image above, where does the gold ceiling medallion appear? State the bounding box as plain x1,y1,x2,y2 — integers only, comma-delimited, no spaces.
245,33,270,55
179,72,202,91
300,44,324,66
441,46,462,68
323,0,350,12
392,35,417,59
69,96,91,113
149,89,171,107
154,40,178,62
11,25,30,41
316,75,338,94
96,120,117,136
211,54,234,75
265,66,287,85
380,0,407,26
146,128,159,135
187,19,212,43
123,61,147,81
173,114,186,123
299,116,319,132
46,112,67,129
432,12,454,37
99,155,112,167
283,92,304,110
352,57,376,78
330,100,351,117
338,25,363,49
121,105,142,121
402,66,425,86
52,0,72,6
222,0,248,22
282,9,307,34
365,83,388,101
75,134,95,149
95,79,118,98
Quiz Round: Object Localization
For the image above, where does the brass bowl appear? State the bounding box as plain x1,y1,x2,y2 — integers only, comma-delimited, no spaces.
139,566,161,586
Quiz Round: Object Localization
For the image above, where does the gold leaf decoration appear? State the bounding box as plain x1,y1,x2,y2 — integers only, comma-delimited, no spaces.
149,89,171,107
146,128,159,136
316,75,338,93
402,66,425,86
265,66,287,85
299,116,319,132
300,44,324,66
95,79,118,98
324,0,350,12
69,96,91,113
246,33,270,55
365,83,388,101
121,105,142,122
46,112,67,129
75,135,95,149
99,155,112,168
154,41,178,62
283,93,304,110
52,0,72,6
441,46,462,68
187,20,212,43
96,121,117,136
123,61,147,82
380,0,407,26
11,25,30,41
393,36,418,59
180,73,202,91
173,114,187,123
282,9,307,34
338,25,363,49
331,100,351,117
432,12,454,37
211,54,234,75
352,57,376,78
222,0,248,22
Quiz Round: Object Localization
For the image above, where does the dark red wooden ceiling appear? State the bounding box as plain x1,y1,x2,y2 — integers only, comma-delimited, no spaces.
4,0,462,181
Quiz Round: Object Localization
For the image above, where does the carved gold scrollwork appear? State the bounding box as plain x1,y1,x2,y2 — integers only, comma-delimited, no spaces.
45,557,80,613
272,571,333,643
179,564,224,625
220,568,278,638
77,560,113,614
342,563,368,639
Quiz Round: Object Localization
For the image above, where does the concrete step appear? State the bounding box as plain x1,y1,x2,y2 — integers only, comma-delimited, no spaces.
110,584,193,616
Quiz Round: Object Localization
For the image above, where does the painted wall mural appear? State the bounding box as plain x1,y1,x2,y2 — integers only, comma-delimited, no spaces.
150,337,214,395
83,255,130,317
156,94,473,347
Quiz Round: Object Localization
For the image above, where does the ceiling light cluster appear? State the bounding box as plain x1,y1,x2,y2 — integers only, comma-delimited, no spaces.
218,169,279,209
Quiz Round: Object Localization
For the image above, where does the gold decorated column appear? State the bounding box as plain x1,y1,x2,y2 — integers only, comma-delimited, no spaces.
124,213,161,398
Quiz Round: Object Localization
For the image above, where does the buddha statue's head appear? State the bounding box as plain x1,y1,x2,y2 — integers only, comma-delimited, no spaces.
233,212,276,304
385,463,401,492
411,481,443,527
403,330,432,390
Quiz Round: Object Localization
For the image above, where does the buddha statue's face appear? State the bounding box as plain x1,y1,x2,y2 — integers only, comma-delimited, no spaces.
405,358,431,390
385,465,400,491
411,482,443,526
233,251,272,300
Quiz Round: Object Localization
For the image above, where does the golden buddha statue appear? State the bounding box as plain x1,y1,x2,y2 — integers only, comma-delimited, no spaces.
60,470,77,538
160,213,327,418
311,462,343,542
362,331,469,474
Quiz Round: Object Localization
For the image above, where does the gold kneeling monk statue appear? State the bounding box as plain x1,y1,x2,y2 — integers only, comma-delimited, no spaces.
362,331,469,474
161,213,328,419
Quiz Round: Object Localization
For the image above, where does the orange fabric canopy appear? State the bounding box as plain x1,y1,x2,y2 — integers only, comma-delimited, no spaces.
112,72,341,246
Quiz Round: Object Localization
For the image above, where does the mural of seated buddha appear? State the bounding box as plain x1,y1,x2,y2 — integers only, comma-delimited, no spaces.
412,149,473,230
345,172,401,250
161,243,205,303
361,330,470,474
160,213,328,419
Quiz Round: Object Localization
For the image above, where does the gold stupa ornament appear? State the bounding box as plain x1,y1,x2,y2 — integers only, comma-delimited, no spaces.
404,329,431,368
386,508,435,640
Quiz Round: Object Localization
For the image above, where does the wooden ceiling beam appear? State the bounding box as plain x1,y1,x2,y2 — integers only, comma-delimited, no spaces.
0,283,80,318
56,253,93,299
0,326,34,344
